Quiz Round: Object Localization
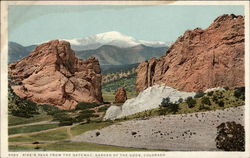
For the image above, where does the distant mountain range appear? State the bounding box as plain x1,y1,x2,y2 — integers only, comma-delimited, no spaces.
8,42,36,64
75,44,167,65
8,31,169,66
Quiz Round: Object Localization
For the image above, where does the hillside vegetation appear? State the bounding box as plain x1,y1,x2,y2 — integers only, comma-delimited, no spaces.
8,85,109,127
118,87,245,120
102,73,137,102
102,68,136,84
101,63,139,74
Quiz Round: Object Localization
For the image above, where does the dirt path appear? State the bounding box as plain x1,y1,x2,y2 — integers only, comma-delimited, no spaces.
9,121,88,148
9,121,86,138
67,127,73,139
9,121,59,129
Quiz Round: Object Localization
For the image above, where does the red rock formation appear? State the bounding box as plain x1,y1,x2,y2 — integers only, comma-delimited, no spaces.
136,14,244,92
115,88,127,103
9,40,103,110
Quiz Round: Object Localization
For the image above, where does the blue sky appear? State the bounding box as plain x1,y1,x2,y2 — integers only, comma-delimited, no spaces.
8,5,244,46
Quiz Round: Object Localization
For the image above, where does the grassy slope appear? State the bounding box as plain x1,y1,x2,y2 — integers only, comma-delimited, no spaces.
9,121,151,151
9,124,59,135
71,122,113,137
8,113,52,126
9,128,69,142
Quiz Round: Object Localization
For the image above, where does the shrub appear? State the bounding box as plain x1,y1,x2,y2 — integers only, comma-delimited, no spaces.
194,91,205,98
212,95,219,103
103,101,111,104
216,91,224,99
168,102,179,114
77,113,93,119
201,96,211,105
53,112,71,121
75,102,100,110
97,106,110,112
160,97,171,108
52,112,74,126
215,121,245,151
40,104,63,115
199,104,210,110
92,114,99,118
218,100,225,107
186,97,196,108
178,98,183,103
75,112,98,122
159,97,179,114
207,91,214,96
79,110,95,114
59,120,73,126
199,104,205,110
234,87,245,100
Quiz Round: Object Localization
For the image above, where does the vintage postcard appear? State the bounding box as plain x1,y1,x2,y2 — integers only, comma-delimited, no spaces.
1,1,250,158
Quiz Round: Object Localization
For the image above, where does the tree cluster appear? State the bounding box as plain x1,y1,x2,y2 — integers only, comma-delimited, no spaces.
215,121,245,151
8,85,38,118
159,97,179,115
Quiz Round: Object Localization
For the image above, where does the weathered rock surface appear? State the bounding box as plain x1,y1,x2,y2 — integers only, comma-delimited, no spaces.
115,88,127,103
103,85,195,120
9,40,103,110
136,14,244,92
73,106,244,151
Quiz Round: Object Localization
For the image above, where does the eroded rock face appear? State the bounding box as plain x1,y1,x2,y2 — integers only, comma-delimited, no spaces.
115,88,127,103
9,40,103,110
136,14,245,92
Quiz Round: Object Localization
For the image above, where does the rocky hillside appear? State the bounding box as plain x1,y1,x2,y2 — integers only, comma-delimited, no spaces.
8,40,103,110
73,106,244,151
136,14,244,92
102,68,135,84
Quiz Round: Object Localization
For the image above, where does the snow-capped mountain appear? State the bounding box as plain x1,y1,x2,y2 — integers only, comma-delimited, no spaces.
64,31,168,51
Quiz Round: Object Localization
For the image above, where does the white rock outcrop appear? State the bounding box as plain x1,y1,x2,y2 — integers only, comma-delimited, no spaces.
204,87,225,93
103,85,196,120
